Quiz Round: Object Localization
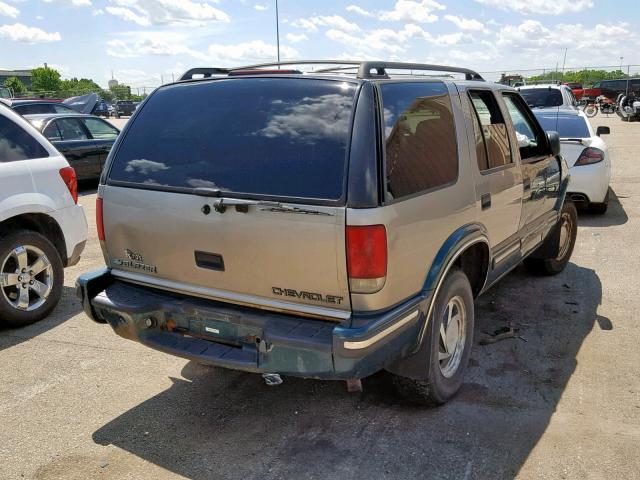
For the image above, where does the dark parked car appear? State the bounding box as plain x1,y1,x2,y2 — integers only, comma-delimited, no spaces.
590,78,640,99
24,113,120,180
1,99,77,115
114,100,136,117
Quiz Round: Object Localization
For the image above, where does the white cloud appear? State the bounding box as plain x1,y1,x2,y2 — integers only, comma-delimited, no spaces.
106,32,207,59
254,4,267,11
105,0,230,26
285,32,307,43
346,5,372,17
379,0,445,23
207,39,297,64
325,23,473,55
292,15,360,33
92,8,104,15
0,22,61,43
106,33,297,67
43,0,92,7
444,14,487,32
475,0,593,15
0,1,19,18
105,6,150,25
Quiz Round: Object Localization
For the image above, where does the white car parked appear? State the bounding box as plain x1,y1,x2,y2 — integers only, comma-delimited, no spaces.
535,109,611,214
518,84,579,110
0,103,88,326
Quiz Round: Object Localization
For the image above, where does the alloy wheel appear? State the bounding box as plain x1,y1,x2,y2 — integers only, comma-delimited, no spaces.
0,245,54,312
438,295,467,378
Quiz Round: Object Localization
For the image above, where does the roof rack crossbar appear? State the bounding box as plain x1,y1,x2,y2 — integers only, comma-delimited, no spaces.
179,60,485,82
179,67,230,81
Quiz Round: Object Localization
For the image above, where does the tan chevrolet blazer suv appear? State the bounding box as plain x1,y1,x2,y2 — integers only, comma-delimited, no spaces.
77,61,577,405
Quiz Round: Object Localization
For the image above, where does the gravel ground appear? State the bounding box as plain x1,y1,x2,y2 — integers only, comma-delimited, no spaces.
0,115,638,480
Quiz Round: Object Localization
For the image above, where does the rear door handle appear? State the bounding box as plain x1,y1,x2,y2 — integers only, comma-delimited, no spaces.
481,193,491,210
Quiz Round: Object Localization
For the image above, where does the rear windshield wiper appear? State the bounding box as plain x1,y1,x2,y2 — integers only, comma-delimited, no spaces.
195,189,333,216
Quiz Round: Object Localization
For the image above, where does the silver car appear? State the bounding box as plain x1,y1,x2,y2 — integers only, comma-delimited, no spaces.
77,61,577,404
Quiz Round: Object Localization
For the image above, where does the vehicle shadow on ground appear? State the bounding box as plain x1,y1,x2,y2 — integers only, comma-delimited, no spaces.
92,263,604,479
577,188,628,227
0,286,82,352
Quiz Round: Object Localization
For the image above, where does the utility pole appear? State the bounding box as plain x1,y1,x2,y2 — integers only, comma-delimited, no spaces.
560,48,568,83
275,0,280,66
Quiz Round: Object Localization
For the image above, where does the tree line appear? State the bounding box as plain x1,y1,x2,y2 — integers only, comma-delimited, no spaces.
526,69,639,85
2,66,146,102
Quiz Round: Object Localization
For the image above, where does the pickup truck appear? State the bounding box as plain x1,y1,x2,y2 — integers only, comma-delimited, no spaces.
77,61,576,405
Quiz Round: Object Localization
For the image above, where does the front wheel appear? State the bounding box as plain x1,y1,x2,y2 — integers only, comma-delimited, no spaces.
392,268,474,405
584,104,598,117
524,201,577,276
0,230,64,327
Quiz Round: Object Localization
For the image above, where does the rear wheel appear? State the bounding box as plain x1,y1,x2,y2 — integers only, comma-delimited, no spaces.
524,201,577,276
584,104,598,117
392,268,474,405
0,230,64,328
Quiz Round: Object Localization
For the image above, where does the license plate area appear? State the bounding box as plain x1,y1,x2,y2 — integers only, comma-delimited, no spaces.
186,310,262,347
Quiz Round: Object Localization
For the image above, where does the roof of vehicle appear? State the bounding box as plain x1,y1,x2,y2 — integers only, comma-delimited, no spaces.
177,60,486,83
1,98,66,106
532,108,581,117
518,84,569,90
23,113,98,122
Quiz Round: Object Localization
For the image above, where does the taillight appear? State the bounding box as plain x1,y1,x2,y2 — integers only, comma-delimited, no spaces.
58,167,77,204
96,197,105,241
575,147,604,166
346,225,387,294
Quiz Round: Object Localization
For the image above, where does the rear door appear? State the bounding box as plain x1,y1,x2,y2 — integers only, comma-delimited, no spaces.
101,77,359,319
465,89,522,248
45,117,101,179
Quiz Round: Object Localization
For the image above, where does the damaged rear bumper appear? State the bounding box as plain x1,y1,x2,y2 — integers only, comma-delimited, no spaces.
76,269,428,380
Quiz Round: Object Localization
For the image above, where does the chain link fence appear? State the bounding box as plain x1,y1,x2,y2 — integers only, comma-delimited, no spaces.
478,64,640,88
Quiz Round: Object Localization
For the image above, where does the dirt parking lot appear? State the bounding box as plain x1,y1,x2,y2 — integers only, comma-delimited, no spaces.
1,115,639,479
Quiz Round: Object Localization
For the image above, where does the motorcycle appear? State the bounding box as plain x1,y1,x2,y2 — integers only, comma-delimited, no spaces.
616,93,640,122
583,95,618,117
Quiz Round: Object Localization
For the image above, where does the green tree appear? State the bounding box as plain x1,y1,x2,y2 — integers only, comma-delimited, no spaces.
31,67,62,92
3,76,27,95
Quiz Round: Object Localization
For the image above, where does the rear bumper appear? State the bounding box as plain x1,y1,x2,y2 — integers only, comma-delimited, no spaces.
76,269,428,380
568,162,610,204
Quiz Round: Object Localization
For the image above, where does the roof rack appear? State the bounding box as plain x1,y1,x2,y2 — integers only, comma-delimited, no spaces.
178,60,484,82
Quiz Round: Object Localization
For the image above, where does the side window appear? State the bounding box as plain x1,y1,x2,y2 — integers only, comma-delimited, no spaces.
468,90,512,171
56,118,89,140
502,93,546,160
381,82,458,200
83,118,119,140
0,115,49,161
43,121,63,141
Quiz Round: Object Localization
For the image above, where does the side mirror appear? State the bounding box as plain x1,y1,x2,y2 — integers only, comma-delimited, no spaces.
547,131,561,156
596,126,610,136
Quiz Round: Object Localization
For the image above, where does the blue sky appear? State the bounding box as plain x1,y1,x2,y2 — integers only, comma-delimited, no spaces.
1,0,638,88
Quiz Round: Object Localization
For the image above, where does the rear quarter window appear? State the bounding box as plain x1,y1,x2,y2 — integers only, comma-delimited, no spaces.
0,115,49,161
108,78,357,201
381,82,457,200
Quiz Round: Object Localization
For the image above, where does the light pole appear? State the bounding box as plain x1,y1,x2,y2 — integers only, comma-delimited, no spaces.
275,0,280,65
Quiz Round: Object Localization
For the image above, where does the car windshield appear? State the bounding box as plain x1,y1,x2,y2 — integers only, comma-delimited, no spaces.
534,113,591,138
520,88,563,108
108,78,357,201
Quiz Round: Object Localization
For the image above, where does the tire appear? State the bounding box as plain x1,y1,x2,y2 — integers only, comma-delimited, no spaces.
588,189,609,214
524,201,577,276
584,104,598,117
392,268,474,406
0,230,64,328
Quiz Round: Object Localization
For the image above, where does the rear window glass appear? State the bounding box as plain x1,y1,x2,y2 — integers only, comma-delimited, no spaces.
519,88,563,108
108,78,357,200
535,113,591,138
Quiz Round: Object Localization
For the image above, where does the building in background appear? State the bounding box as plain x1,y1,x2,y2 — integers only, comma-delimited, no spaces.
0,69,33,89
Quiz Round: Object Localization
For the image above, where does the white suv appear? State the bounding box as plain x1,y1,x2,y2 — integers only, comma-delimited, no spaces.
0,103,88,327
517,84,578,110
